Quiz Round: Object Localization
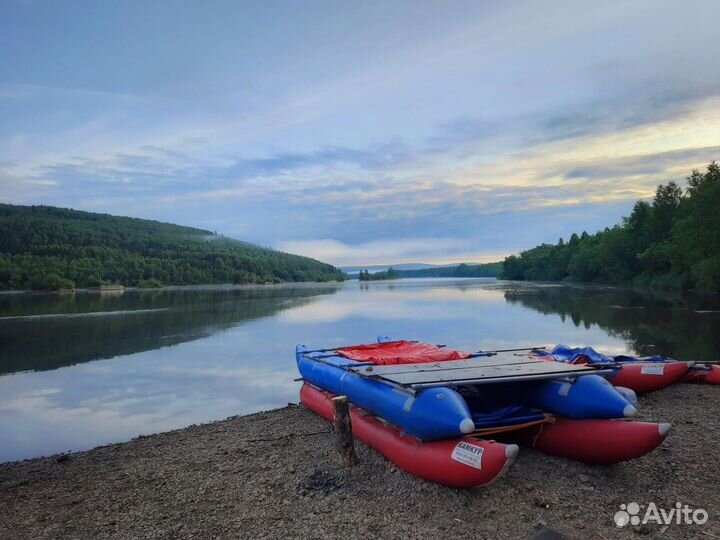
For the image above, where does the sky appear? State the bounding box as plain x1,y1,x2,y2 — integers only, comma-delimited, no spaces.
1,1,719,266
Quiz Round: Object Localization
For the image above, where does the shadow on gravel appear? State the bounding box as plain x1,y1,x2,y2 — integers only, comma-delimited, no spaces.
297,468,346,496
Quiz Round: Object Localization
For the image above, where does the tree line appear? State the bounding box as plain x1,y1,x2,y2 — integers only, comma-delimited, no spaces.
356,262,502,280
501,162,720,291
0,204,346,290
358,267,400,281
396,262,501,278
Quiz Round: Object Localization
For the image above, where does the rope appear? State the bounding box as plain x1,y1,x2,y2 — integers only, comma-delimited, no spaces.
469,414,556,437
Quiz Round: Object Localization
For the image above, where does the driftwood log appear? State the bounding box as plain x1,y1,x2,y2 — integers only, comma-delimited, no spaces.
331,396,358,466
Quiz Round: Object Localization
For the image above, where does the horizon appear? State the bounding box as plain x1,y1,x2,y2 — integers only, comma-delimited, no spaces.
2,1,720,266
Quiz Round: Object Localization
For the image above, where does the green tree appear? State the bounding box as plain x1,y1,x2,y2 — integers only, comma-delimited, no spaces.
0,204,346,290
501,162,720,292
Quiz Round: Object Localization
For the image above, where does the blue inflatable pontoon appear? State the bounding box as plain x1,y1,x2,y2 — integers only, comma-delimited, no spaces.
296,338,637,441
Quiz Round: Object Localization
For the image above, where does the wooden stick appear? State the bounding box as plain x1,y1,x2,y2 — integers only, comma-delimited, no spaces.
331,396,358,467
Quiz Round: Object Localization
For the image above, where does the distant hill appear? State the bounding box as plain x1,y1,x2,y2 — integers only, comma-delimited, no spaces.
340,263,440,274
354,262,502,280
395,262,501,278
0,204,345,290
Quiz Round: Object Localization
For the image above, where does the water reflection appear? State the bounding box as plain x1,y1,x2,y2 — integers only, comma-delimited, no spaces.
1,278,718,462
502,282,720,362
0,284,341,375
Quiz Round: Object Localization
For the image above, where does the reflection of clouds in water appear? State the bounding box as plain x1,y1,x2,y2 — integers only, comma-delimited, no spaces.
0,342,301,461
0,387,61,413
279,283,508,323
157,365,298,389
276,282,629,362
0,279,636,462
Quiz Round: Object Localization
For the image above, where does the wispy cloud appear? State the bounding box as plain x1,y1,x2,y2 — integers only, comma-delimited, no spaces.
278,238,472,267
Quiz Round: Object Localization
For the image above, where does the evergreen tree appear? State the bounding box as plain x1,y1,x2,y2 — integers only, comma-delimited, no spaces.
500,162,720,292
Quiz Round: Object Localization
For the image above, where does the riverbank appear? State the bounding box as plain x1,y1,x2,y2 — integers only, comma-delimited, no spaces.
0,280,347,295
1,384,719,540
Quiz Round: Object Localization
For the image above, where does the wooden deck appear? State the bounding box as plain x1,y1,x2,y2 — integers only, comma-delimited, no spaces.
348,354,611,389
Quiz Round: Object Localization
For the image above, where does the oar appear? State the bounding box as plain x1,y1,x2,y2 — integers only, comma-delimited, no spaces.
467,346,546,357
474,346,546,354
299,352,376,368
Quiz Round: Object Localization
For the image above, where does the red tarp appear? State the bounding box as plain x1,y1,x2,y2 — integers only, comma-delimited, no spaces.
336,340,471,365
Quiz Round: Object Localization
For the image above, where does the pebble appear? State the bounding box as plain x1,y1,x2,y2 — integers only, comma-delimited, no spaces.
0,386,718,540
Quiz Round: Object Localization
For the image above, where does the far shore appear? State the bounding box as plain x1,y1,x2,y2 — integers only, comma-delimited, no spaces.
1,383,719,540
0,280,350,295
0,276,501,296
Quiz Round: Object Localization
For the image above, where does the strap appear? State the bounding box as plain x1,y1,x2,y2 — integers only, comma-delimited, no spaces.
469,414,556,437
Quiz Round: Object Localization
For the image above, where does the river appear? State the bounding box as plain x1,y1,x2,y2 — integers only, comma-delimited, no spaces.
1,278,718,462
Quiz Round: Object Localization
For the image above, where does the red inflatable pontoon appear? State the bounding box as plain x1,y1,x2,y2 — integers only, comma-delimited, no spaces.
506,418,670,464
608,361,691,393
680,364,720,385
300,383,518,488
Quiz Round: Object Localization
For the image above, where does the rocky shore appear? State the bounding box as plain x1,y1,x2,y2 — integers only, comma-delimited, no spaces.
1,384,718,540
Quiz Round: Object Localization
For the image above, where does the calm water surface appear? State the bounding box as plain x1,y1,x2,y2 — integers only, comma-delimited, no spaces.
1,278,719,462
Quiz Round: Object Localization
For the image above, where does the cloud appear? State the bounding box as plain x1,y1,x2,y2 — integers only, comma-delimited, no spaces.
2,1,720,264
278,238,474,266
0,82,166,106
223,142,411,177
0,167,60,204
563,146,720,181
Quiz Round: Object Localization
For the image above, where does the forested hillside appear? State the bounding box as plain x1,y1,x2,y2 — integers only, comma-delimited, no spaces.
502,162,720,291
0,205,345,290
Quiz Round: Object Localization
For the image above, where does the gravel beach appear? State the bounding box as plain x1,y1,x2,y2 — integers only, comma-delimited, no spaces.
1,383,718,540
